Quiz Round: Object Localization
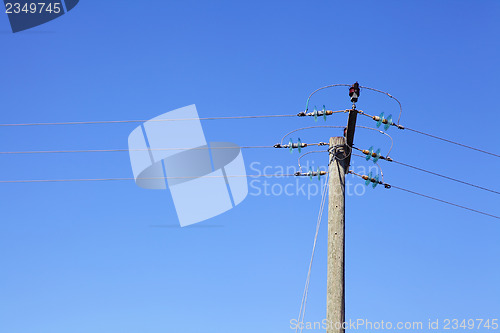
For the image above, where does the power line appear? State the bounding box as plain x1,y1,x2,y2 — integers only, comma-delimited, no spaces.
349,171,500,220
405,127,500,158
390,159,500,196
304,84,403,124
296,172,329,333
391,185,500,220
305,84,351,112
352,149,500,195
359,86,403,125
279,125,394,155
357,111,500,158
0,145,276,155
352,153,387,183
280,126,345,145
0,114,296,127
0,174,301,184
0,143,330,155
298,150,329,173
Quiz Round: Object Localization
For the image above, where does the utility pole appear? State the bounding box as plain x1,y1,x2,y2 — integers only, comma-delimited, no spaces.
326,83,359,333
327,136,347,333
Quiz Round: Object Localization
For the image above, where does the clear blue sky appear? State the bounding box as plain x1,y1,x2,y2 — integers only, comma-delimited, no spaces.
1,1,499,332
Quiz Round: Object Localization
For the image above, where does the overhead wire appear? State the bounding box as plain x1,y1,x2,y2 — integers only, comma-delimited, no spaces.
390,185,500,220
304,84,351,112
348,171,500,220
3,82,498,213
279,125,394,156
0,145,275,155
297,150,329,173
356,125,394,157
296,172,329,333
357,111,500,159
0,114,296,127
390,159,500,196
280,126,344,146
404,127,500,159
331,141,353,162
351,149,500,196
352,153,385,182
359,85,403,125
0,174,300,184
304,83,403,124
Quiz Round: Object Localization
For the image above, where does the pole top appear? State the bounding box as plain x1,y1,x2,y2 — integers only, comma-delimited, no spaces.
349,82,360,103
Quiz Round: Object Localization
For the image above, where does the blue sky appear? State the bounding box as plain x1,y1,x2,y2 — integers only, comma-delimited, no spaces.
1,1,499,332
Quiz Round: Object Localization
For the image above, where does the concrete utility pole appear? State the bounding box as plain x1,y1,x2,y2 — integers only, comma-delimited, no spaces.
326,136,348,333
326,83,359,333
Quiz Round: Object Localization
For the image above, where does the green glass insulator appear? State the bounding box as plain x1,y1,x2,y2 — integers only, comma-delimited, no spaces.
373,148,381,163
317,167,321,180
365,146,373,161
372,175,379,188
376,112,384,128
314,106,318,122
289,138,293,153
365,171,372,186
323,105,327,121
298,138,302,153
384,114,393,131
308,167,313,180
